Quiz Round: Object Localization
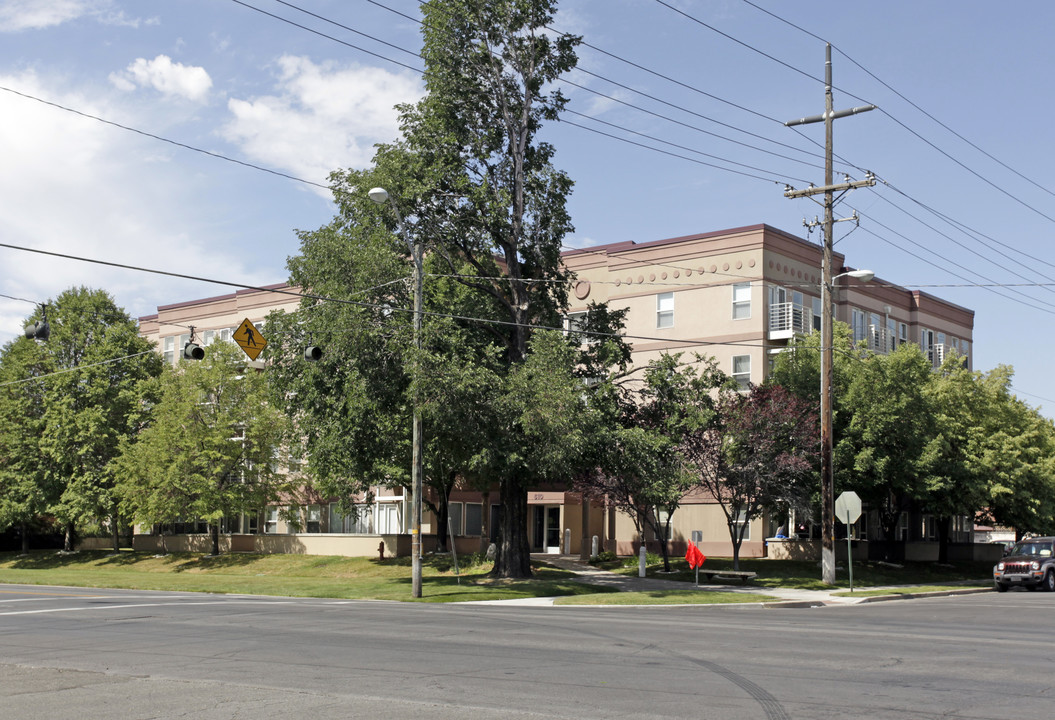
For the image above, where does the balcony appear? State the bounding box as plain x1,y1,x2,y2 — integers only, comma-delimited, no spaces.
768,302,813,340
867,325,894,354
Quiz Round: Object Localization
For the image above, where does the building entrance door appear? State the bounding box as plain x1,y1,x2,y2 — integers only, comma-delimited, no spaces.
532,505,562,553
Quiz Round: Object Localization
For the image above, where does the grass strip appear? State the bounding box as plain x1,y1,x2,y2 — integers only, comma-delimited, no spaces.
0,550,613,603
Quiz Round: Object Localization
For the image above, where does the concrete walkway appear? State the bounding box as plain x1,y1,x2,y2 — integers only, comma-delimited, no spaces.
463,554,991,607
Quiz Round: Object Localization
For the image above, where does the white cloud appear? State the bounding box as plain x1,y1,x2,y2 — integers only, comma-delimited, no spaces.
221,55,422,190
0,70,274,343
109,55,213,102
0,0,147,32
0,0,95,31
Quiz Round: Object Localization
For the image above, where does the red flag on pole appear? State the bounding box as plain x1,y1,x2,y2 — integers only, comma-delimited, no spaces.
685,542,706,569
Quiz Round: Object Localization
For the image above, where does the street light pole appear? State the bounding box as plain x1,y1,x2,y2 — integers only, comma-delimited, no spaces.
369,187,423,599
823,268,873,580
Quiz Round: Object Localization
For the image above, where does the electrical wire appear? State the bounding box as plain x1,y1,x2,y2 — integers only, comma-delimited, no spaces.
0,350,154,388
739,0,1055,201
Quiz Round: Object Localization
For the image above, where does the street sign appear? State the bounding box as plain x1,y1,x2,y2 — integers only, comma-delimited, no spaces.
233,317,267,361
835,490,862,593
835,491,862,524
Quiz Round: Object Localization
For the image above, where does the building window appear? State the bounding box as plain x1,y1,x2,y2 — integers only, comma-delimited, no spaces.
565,311,587,338
656,507,672,541
448,502,463,536
850,308,868,344
657,292,674,328
305,505,321,533
465,503,483,536
732,510,751,541
377,503,402,534
264,507,280,534
732,355,751,389
732,283,751,319
163,336,175,364
898,322,908,348
812,296,822,332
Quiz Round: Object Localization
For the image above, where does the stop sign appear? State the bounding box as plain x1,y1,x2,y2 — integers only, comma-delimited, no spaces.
835,491,862,524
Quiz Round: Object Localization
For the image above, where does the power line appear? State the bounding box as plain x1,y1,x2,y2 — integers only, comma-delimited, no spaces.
0,351,154,388
0,85,332,192
740,0,1055,201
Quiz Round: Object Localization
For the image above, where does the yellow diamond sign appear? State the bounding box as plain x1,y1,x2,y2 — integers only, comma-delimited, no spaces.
233,317,267,361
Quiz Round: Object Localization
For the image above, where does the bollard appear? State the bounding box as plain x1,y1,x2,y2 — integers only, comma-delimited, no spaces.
639,544,647,577
591,535,599,559
564,528,572,554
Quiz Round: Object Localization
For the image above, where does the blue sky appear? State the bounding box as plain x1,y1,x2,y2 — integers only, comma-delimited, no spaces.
1,0,1054,414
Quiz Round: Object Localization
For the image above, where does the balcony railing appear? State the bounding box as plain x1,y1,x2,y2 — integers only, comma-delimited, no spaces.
768,302,813,339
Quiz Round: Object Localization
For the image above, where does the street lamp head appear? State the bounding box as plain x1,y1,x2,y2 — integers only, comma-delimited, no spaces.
368,187,390,205
837,269,874,283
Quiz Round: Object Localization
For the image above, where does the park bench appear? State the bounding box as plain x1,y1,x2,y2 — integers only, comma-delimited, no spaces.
698,570,757,584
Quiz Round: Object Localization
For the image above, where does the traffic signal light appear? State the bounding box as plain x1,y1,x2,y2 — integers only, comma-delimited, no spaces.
23,320,50,341
303,346,323,362
183,342,204,360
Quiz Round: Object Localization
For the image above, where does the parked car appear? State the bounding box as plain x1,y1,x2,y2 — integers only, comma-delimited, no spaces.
993,537,1055,592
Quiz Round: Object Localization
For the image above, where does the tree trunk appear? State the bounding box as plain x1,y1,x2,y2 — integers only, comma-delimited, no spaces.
64,522,75,552
730,525,743,571
111,511,121,553
492,477,531,578
937,515,952,564
20,521,29,555
209,523,220,556
880,512,900,563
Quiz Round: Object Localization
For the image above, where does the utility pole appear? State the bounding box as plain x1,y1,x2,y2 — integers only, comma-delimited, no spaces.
784,44,875,585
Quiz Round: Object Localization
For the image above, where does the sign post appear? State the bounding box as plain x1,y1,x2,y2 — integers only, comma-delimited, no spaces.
835,491,862,592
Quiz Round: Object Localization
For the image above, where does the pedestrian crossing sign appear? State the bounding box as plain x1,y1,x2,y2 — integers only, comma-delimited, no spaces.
233,317,267,360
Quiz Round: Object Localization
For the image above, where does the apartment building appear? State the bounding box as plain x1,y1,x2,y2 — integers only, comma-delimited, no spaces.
562,224,975,558
133,224,975,561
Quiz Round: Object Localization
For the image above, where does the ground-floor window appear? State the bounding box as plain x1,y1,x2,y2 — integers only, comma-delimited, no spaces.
448,502,463,535
328,503,375,534
732,510,750,541
465,503,483,536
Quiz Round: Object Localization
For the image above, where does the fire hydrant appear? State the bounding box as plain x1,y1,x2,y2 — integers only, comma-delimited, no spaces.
378,541,385,560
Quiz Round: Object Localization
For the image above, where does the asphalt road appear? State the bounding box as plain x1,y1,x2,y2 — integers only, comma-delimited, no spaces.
0,583,1047,719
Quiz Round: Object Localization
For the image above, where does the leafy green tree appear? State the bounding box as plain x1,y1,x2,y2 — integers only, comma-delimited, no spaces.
271,0,581,578
116,342,289,555
577,353,727,572
36,288,162,551
920,354,992,561
966,367,1055,538
0,289,161,552
838,345,935,560
0,335,54,552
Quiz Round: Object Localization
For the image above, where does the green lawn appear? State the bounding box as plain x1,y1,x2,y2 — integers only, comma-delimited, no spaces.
0,550,993,603
0,550,612,603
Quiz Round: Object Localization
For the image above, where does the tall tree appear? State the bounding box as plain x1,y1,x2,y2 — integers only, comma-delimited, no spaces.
116,342,289,555
920,354,990,562
967,366,1055,538
271,0,581,578
0,289,161,552
0,335,54,553
391,0,579,578
36,289,163,551
837,345,934,561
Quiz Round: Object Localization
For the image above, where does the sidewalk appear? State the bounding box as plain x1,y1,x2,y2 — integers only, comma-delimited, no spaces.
464,554,991,607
